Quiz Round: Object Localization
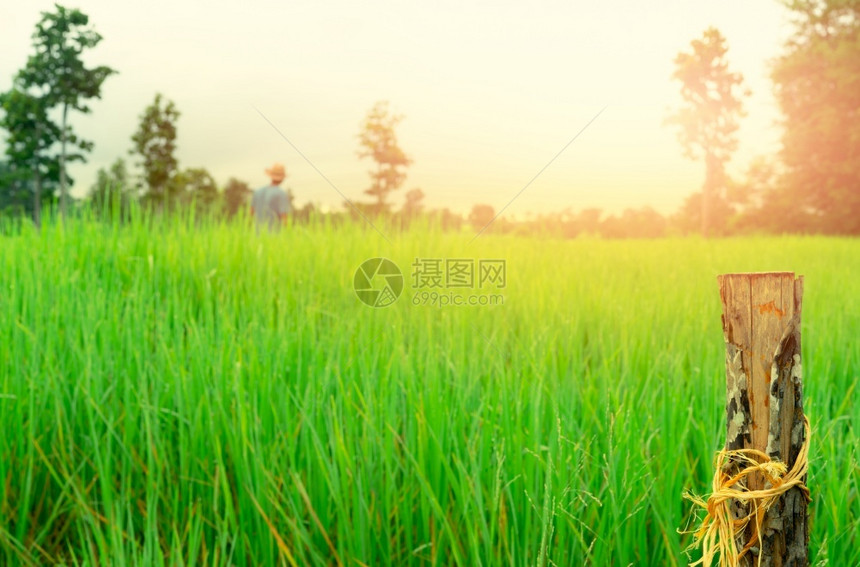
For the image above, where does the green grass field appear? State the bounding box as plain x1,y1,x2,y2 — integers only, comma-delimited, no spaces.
1,214,858,565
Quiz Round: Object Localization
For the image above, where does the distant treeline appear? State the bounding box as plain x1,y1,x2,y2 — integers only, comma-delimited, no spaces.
0,189,832,241
2,2,858,236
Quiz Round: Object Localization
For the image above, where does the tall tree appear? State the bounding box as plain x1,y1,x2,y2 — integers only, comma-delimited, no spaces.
131,94,180,208
17,4,115,217
357,101,412,214
0,88,61,226
772,0,860,234
668,27,747,236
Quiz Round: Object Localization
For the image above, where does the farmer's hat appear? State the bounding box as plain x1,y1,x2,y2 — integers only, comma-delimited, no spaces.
265,162,286,182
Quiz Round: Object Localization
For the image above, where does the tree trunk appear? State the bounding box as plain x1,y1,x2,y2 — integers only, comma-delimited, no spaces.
718,272,808,566
33,122,42,229
702,152,716,237
60,102,68,218
376,162,384,215
32,163,41,229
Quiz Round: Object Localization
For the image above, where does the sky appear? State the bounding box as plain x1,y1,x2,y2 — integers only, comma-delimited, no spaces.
0,0,794,216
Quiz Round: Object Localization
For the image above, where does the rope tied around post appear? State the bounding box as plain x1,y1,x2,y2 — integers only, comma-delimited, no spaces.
684,416,811,567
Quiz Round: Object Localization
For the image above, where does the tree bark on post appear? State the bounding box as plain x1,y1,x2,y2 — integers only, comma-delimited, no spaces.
718,272,808,566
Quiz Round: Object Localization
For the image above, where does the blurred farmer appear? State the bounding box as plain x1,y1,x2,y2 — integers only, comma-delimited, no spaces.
251,162,291,230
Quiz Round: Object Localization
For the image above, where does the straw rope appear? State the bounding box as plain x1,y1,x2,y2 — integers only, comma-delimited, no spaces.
684,416,811,567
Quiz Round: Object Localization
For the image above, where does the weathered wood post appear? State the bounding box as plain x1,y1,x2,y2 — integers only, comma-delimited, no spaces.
718,272,808,566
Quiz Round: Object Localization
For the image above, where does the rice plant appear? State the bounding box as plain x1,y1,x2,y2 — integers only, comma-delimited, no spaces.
0,210,857,565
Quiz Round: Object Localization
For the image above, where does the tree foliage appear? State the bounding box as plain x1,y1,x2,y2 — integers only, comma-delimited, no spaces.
16,3,115,216
89,158,132,218
772,0,860,233
223,177,251,218
468,204,495,231
131,93,180,207
357,101,412,214
668,27,748,236
401,188,425,216
0,88,61,224
171,167,219,214
0,159,33,218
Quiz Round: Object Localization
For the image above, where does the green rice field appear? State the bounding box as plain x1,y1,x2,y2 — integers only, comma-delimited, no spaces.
0,213,858,565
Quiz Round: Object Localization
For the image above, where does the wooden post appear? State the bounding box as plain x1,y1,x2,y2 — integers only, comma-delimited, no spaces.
718,272,808,566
